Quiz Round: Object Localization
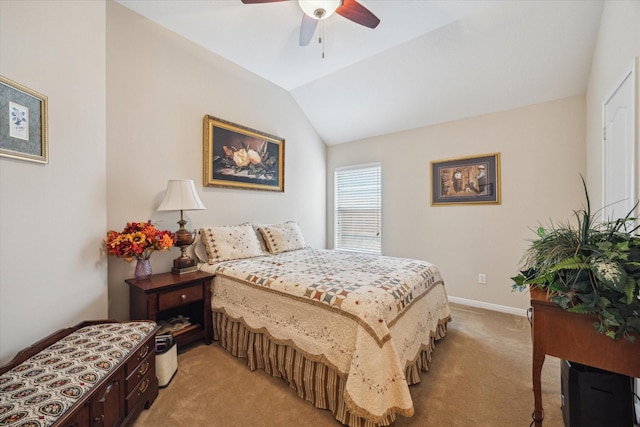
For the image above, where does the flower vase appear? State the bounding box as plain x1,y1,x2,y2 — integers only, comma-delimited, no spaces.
135,258,152,279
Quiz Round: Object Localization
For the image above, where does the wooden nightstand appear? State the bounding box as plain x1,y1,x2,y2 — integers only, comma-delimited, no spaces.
126,271,215,349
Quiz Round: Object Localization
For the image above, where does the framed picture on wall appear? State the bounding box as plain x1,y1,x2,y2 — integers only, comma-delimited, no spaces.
203,115,284,192
431,152,501,205
0,76,48,164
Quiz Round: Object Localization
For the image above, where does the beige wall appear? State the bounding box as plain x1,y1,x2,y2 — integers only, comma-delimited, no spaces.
0,1,108,364
328,96,586,313
586,0,640,209
106,2,327,321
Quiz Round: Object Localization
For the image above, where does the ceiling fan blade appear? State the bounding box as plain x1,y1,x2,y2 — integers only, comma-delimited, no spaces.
241,0,287,3
299,14,318,46
336,0,380,29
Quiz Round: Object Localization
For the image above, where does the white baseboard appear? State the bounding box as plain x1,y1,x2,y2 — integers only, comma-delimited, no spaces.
448,296,528,317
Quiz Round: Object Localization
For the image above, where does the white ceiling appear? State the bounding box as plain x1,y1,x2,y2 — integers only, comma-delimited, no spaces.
115,0,604,145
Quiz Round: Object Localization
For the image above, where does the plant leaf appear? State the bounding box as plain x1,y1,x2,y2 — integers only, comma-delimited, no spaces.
567,304,597,314
622,276,637,304
590,257,626,292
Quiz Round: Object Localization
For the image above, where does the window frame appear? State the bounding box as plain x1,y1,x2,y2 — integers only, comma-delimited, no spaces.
334,162,382,255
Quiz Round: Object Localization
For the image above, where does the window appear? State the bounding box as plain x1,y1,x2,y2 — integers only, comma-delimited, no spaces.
334,163,381,254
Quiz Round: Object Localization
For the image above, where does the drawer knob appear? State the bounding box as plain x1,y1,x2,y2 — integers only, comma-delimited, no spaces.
180,294,187,301
138,344,149,360
138,378,150,396
137,361,150,378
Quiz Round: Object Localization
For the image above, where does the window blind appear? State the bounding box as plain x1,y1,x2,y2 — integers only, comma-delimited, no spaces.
334,163,381,254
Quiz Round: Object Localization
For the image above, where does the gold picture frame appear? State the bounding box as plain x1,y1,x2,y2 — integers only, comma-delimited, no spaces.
0,76,48,164
431,152,501,205
203,115,284,192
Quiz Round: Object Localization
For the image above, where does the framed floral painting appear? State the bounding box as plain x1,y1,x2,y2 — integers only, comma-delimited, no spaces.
203,115,284,192
431,153,501,205
0,75,48,164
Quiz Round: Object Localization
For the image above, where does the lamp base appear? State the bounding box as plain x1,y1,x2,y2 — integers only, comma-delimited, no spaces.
172,256,197,275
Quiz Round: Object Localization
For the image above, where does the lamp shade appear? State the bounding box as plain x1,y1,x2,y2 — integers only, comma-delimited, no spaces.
299,0,341,19
157,179,206,212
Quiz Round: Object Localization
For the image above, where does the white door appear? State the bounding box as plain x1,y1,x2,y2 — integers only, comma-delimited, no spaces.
603,60,640,422
602,59,637,222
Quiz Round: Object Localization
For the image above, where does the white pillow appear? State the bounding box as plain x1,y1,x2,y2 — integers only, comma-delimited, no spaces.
193,233,209,264
199,223,263,263
251,223,270,253
258,222,306,254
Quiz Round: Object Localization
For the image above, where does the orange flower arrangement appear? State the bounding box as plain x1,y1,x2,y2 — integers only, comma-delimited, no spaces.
105,221,175,261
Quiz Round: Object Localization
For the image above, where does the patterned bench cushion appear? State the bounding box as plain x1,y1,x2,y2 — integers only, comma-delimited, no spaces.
0,321,156,427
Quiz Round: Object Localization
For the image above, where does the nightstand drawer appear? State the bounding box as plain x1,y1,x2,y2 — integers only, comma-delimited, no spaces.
158,285,203,311
126,271,215,349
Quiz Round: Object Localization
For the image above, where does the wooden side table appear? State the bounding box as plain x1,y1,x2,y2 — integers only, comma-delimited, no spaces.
126,271,215,349
530,286,640,425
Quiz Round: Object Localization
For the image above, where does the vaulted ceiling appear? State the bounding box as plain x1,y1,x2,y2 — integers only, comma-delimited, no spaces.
115,0,604,145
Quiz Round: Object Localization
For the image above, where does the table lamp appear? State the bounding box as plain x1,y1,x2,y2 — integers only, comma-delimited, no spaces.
157,179,206,274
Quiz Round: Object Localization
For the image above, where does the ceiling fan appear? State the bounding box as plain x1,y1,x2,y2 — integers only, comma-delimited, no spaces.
241,0,380,46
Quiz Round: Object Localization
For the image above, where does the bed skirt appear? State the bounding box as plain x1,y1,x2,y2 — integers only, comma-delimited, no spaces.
213,311,449,427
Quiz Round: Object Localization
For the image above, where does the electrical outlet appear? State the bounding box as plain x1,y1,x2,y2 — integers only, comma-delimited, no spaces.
478,274,487,284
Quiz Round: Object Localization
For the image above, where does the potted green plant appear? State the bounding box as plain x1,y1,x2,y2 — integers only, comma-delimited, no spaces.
512,179,640,342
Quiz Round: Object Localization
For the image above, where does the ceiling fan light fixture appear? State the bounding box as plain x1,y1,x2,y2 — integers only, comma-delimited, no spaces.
298,0,341,20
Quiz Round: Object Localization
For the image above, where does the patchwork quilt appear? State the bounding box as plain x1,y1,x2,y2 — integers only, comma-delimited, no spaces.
203,248,450,422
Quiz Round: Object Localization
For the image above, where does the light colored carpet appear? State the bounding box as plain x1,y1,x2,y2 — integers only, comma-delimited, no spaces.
134,303,564,426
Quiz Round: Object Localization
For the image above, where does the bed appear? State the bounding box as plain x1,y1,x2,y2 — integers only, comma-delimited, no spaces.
196,222,451,427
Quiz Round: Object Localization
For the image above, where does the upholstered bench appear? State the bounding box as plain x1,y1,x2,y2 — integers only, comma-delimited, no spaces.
0,320,159,427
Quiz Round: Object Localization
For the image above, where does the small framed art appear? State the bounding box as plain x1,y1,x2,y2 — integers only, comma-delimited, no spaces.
431,153,501,205
203,115,284,192
0,76,48,164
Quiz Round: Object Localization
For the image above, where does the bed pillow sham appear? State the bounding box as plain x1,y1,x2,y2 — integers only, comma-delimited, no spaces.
199,223,264,263
258,222,306,254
